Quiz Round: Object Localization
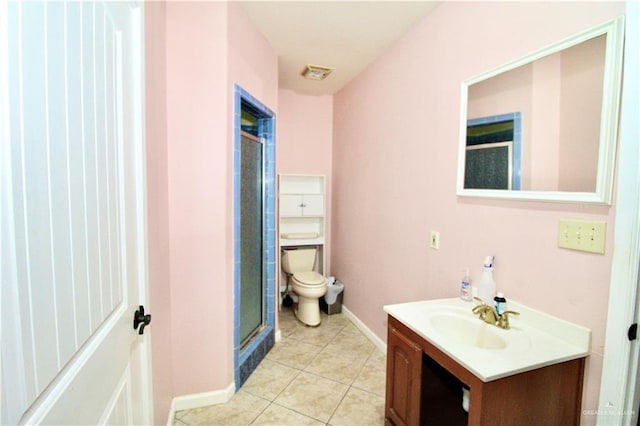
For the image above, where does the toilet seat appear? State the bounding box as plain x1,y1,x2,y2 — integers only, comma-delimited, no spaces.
292,271,325,287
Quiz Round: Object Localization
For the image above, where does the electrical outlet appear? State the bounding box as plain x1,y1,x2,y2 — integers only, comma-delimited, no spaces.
558,219,606,254
430,231,440,249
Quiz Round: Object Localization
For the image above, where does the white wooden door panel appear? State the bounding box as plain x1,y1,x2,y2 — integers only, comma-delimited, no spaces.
65,1,93,346
1,2,151,424
101,366,133,426
48,0,79,370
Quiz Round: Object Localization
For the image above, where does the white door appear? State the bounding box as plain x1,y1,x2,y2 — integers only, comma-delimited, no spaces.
1,2,152,425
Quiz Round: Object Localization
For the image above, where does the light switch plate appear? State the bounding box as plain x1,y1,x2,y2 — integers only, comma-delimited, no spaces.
558,219,606,254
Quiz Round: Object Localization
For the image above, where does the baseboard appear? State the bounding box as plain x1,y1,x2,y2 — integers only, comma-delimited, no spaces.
275,328,282,342
167,382,235,425
341,304,387,354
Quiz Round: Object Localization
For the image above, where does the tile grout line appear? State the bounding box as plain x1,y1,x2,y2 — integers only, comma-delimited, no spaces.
175,310,385,425
248,313,344,425
278,312,352,425
325,344,376,426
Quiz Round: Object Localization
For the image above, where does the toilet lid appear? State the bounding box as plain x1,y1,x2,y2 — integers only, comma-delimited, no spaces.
292,271,325,286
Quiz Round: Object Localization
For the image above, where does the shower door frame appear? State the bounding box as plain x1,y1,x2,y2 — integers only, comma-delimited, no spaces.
233,85,276,389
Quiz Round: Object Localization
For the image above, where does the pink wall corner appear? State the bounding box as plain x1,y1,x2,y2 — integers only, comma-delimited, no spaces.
144,2,173,423
165,1,232,396
277,89,334,273
228,2,279,113
331,1,623,418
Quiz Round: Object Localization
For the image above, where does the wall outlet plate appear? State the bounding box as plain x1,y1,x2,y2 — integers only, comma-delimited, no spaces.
558,219,606,254
430,231,440,249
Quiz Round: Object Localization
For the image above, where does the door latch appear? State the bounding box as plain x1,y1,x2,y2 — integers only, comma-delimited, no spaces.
628,323,637,341
133,305,151,335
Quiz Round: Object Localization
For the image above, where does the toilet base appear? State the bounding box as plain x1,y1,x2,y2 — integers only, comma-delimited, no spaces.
294,296,322,326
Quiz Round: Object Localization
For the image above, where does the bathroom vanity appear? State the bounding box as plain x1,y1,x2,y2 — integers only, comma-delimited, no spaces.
383,298,590,426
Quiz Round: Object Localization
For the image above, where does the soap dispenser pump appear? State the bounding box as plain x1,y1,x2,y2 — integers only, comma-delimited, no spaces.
477,256,496,305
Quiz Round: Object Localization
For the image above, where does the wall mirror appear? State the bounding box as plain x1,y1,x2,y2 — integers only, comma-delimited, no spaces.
457,16,624,204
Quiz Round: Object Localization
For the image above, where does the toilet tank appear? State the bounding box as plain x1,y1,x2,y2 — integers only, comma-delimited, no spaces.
281,248,317,273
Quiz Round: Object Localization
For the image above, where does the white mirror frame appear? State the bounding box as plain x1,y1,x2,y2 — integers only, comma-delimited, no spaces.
457,16,625,204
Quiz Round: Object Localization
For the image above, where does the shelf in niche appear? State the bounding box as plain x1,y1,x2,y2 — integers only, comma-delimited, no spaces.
279,174,325,195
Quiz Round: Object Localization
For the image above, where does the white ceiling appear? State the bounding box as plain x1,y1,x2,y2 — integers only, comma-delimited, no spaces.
240,1,440,96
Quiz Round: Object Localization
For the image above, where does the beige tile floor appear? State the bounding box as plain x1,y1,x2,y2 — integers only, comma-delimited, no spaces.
173,306,386,426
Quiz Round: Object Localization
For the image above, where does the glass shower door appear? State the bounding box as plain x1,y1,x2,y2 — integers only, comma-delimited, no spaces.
239,132,265,347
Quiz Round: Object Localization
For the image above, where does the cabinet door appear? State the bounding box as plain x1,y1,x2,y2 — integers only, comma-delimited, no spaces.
386,322,423,426
280,194,303,216
302,194,324,216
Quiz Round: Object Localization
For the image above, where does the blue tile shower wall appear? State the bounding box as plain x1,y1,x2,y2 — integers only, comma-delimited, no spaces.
233,85,276,390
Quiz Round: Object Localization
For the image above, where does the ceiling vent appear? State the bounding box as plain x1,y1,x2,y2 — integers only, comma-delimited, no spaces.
301,64,333,81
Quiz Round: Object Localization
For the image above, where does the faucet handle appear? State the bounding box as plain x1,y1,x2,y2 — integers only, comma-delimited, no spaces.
497,310,520,329
472,303,488,315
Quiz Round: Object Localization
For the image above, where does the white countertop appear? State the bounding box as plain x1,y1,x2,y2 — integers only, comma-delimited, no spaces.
383,297,591,382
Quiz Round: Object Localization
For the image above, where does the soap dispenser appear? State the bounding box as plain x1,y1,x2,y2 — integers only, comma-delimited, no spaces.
477,256,496,305
460,267,472,301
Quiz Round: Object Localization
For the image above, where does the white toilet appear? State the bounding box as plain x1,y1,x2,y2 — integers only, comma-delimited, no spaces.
281,248,327,326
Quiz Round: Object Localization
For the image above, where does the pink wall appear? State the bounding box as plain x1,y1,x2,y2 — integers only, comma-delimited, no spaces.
531,55,562,190
164,1,231,397
559,35,605,192
144,2,173,422
145,2,278,420
228,3,279,113
331,2,623,421
277,89,334,272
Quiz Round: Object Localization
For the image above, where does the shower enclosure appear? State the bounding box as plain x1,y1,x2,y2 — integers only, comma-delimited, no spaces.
239,130,265,347
233,86,276,389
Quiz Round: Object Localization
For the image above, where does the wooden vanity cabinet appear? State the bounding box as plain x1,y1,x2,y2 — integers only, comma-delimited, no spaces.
385,315,586,426
385,321,423,426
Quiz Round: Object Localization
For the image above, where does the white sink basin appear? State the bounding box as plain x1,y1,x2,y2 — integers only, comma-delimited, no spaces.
384,298,591,382
429,313,506,349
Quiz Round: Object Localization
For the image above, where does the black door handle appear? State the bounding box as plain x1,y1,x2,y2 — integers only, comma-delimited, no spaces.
133,305,151,335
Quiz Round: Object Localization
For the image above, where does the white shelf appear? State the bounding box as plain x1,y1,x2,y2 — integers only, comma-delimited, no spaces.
278,174,327,291
280,237,324,247
279,174,325,195
278,174,326,244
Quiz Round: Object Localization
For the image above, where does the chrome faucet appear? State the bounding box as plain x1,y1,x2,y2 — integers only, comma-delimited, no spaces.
472,298,520,329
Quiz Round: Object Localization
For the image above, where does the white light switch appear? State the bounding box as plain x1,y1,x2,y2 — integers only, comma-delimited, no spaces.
558,219,606,254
